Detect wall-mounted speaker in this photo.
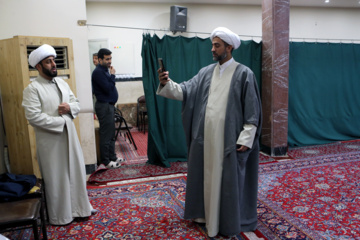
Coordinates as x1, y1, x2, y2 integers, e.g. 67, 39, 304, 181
170, 5, 187, 34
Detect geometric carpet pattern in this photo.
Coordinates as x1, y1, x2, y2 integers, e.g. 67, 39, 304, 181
288, 139, 360, 159
116, 130, 148, 165
3, 148, 359, 239
3, 176, 208, 239
84, 176, 209, 239
91, 132, 360, 186
88, 130, 188, 184
259, 139, 360, 163
2, 176, 264, 240
257, 151, 360, 239
55, 176, 209, 239
87, 161, 188, 184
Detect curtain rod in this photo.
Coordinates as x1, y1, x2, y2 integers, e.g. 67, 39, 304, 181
86, 24, 261, 38
87, 24, 360, 43
290, 37, 360, 43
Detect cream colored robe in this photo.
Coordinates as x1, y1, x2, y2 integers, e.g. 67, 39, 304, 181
203, 61, 238, 236
22, 76, 91, 225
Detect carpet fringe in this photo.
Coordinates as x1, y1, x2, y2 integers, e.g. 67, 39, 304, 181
106, 173, 187, 186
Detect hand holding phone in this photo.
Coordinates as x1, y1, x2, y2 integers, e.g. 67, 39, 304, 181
158, 58, 166, 72
158, 58, 169, 86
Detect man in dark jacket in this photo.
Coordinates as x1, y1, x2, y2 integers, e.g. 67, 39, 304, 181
92, 48, 124, 169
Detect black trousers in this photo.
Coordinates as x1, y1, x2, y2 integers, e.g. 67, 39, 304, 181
95, 101, 117, 166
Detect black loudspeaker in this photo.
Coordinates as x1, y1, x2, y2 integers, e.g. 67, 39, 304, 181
170, 5, 187, 33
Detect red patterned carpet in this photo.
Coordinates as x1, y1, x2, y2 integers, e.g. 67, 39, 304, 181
90, 130, 360, 186
2, 176, 207, 239
90, 129, 284, 184
66, 176, 210, 239
259, 139, 360, 163
115, 130, 148, 165
257, 151, 360, 239
86, 132, 360, 238
2, 175, 265, 240
88, 129, 189, 184
288, 139, 360, 159
3, 146, 359, 239
88, 161, 188, 184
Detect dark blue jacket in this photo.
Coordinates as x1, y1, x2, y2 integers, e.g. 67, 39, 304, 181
0, 173, 37, 201
92, 64, 118, 104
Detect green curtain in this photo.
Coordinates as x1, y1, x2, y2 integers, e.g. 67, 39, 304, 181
141, 34, 262, 167
288, 42, 360, 146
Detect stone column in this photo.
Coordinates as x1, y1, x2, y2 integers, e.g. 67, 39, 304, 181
261, 0, 290, 156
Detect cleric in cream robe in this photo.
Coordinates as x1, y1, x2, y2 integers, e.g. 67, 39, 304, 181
157, 27, 262, 237
22, 44, 94, 225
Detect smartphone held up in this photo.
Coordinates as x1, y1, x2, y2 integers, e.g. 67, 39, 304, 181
158, 58, 166, 73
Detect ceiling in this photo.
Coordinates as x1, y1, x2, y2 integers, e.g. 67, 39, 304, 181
86, 0, 360, 8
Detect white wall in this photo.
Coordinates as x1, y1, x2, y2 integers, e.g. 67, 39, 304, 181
0, 0, 97, 173
86, 2, 263, 104
86, 2, 360, 104
290, 7, 360, 42
86, 2, 263, 74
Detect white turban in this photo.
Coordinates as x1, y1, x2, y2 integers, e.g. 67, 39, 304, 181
28, 44, 57, 68
210, 27, 241, 50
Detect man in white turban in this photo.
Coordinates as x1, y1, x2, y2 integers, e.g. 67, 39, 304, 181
22, 44, 96, 225
210, 26, 241, 50
157, 27, 262, 237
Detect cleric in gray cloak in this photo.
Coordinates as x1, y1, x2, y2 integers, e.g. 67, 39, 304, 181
157, 27, 262, 237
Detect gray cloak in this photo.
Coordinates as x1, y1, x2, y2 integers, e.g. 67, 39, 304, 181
181, 63, 262, 236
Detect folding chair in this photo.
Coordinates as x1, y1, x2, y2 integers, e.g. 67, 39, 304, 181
114, 107, 137, 150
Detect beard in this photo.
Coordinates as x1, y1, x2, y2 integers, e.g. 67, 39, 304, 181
42, 66, 58, 78
213, 51, 227, 62
100, 60, 110, 68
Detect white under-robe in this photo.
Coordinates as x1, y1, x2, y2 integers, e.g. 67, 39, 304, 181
203, 61, 238, 236
22, 76, 92, 225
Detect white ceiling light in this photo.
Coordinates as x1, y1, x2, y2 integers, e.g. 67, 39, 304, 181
325, 0, 330, 3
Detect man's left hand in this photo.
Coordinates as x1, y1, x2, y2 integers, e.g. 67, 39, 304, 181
110, 66, 116, 75
58, 103, 70, 115
236, 145, 249, 152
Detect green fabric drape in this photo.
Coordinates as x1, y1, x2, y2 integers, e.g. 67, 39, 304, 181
141, 34, 262, 167
288, 42, 360, 146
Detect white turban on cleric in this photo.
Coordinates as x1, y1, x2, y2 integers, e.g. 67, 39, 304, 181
28, 44, 57, 68
210, 27, 241, 50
